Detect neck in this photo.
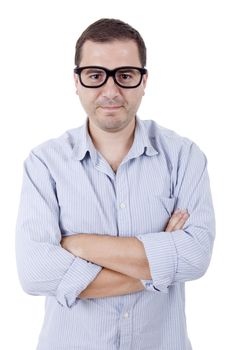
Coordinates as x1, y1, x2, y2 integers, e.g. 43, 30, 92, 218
88, 117, 136, 155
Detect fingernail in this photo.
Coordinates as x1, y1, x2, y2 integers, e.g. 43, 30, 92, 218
174, 208, 181, 214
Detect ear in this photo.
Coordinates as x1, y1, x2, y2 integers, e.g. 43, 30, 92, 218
73, 73, 79, 95
142, 71, 148, 95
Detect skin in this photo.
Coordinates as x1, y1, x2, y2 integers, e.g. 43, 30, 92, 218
62, 210, 189, 299
74, 39, 148, 170
62, 40, 189, 299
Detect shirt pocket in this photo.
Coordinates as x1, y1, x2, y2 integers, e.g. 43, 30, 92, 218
148, 196, 176, 232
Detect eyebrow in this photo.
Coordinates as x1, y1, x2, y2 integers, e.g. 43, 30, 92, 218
84, 68, 105, 72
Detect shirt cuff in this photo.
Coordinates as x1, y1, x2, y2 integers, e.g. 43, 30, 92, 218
56, 256, 102, 308
137, 232, 177, 292
140, 279, 155, 291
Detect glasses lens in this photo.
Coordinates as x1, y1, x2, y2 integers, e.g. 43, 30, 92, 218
80, 68, 106, 87
115, 68, 142, 87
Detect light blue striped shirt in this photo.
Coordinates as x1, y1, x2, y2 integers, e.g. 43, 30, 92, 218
16, 116, 215, 350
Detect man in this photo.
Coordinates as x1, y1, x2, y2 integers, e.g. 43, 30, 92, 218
16, 18, 215, 350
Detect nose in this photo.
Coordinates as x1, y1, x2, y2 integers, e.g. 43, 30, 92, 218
101, 76, 120, 98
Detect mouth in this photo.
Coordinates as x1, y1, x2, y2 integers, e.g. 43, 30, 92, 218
100, 105, 122, 110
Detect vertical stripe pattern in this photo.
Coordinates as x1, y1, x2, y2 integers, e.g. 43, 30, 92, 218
15, 116, 215, 349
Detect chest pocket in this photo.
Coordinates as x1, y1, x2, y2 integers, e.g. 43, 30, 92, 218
148, 196, 176, 232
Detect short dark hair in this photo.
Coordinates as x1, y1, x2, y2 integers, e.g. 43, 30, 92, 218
75, 18, 147, 67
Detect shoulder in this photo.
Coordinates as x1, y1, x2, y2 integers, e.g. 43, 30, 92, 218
142, 118, 205, 160
27, 126, 82, 165
143, 119, 192, 147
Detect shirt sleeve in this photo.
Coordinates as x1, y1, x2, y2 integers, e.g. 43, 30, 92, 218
136, 142, 215, 293
15, 151, 102, 308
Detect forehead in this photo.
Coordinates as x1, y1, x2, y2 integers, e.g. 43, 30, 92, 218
80, 40, 141, 68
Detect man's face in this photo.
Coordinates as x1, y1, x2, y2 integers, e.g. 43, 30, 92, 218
74, 40, 148, 133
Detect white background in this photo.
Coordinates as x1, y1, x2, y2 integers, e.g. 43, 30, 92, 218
0, 0, 232, 349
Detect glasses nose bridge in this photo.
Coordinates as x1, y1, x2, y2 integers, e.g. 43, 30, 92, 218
104, 68, 118, 86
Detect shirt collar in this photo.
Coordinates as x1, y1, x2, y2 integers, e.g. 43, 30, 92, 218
71, 116, 158, 162
128, 116, 158, 159
71, 117, 96, 162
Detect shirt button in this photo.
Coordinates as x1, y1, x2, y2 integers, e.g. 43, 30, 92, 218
123, 312, 129, 319
119, 202, 126, 209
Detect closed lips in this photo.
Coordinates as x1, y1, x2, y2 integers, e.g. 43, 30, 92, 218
101, 105, 122, 108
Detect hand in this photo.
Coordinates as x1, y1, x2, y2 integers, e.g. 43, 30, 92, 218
165, 209, 189, 232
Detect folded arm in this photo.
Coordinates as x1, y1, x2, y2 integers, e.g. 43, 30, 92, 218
15, 151, 102, 308
62, 234, 150, 280
79, 268, 144, 299
136, 143, 215, 292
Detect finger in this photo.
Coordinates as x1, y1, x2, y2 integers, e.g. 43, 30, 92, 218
172, 212, 189, 231
165, 209, 184, 232
165, 210, 189, 232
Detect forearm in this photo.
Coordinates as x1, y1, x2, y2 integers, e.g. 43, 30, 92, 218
79, 267, 145, 299
62, 234, 151, 280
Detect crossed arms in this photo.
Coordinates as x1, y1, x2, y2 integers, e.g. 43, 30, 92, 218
16, 144, 215, 308
61, 209, 189, 299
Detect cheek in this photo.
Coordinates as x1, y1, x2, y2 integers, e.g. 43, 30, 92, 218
126, 90, 144, 108
78, 91, 97, 110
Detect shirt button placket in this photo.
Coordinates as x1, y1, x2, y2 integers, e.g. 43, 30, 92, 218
119, 309, 133, 350
115, 166, 132, 237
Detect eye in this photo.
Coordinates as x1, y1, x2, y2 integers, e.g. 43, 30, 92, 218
83, 69, 105, 80
118, 73, 132, 80
89, 73, 103, 80
82, 69, 105, 82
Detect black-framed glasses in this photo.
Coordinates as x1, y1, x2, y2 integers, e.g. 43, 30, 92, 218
74, 66, 147, 89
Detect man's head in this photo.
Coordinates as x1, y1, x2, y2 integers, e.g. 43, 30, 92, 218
74, 18, 148, 133
75, 18, 147, 68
